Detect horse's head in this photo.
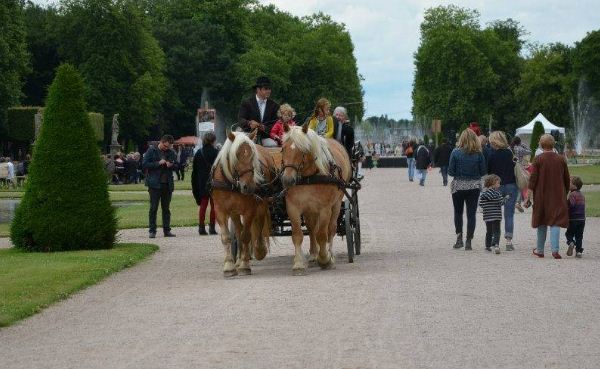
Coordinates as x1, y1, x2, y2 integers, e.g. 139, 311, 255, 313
216, 130, 263, 194
281, 122, 317, 188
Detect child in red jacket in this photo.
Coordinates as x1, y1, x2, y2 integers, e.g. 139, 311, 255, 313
270, 103, 296, 146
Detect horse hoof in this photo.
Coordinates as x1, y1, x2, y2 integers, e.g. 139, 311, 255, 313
292, 268, 306, 276
237, 267, 252, 276
318, 258, 335, 270
224, 269, 238, 278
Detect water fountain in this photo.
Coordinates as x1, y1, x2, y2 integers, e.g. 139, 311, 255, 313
571, 78, 600, 155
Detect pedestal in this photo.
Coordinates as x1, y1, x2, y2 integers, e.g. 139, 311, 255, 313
109, 144, 122, 155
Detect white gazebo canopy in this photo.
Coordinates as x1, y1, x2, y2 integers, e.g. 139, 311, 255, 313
515, 113, 565, 136
515, 113, 565, 148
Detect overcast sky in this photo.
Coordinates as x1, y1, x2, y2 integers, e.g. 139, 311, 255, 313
32, 0, 600, 119
258, 0, 600, 119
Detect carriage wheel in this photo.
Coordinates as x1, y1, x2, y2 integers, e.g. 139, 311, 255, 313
344, 199, 354, 263
352, 192, 361, 255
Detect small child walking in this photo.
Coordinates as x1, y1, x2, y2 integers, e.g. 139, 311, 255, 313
479, 174, 508, 254
566, 176, 586, 258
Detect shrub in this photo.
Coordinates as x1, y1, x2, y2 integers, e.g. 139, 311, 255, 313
530, 121, 545, 153
6, 107, 42, 141
11, 64, 117, 252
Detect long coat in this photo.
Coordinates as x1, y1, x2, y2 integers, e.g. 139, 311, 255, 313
191, 145, 219, 203
528, 151, 570, 228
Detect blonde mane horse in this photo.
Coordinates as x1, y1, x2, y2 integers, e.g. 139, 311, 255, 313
281, 123, 351, 275
211, 131, 274, 277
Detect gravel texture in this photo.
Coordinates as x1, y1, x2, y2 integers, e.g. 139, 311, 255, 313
1, 168, 599, 369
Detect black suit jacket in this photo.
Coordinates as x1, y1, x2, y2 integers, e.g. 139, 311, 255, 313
238, 96, 279, 140
332, 120, 355, 157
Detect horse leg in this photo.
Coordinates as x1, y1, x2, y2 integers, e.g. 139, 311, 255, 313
252, 201, 268, 261
305, 213, 318, 264
288, 205, 306, 275
326, 200, 343, 265
233, 214, 252, 275
217, 211, 236, 277
317, 207, 334, 269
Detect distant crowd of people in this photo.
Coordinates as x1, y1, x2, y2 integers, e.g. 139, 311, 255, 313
0, 155, 30, 188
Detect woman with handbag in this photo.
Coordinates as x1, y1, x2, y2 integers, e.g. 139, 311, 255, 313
487, 131, 519, 251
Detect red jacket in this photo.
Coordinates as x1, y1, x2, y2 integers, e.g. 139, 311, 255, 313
270, 119, 296, 145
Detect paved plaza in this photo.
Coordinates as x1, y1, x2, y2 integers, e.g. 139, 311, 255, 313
1, 168, 599, 369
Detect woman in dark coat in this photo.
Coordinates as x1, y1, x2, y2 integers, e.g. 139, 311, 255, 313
528, 134, 570, 259
192, 133, 219, 235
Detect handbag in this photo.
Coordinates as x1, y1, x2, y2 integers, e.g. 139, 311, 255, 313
513, 156, 529, 190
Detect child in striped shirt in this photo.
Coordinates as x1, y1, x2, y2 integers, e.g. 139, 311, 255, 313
566, 176, 586, 258
480, 174, 509, 254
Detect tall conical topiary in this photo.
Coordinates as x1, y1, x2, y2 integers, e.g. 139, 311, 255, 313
530, 120, 545, 154
11, 64, 117, 251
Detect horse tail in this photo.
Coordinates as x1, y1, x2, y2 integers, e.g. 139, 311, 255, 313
252, 201, 271, 261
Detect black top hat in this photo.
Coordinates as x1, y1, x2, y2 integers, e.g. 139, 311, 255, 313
253, 76, 272, 89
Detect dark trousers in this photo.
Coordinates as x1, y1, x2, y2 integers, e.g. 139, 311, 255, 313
565, 220, 585, 252
149, 184, 173, 233
199, 196, 216, 225
440, 166, 448, 186
452, 189, 480, 239
485, 220, 501, 247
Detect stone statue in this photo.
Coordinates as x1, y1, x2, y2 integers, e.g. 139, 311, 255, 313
111, 114, 120, 144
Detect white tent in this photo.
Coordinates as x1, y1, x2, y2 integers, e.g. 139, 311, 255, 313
515, 113, 565, 147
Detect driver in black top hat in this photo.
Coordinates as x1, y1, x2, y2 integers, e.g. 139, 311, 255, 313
238, 76, 280, 146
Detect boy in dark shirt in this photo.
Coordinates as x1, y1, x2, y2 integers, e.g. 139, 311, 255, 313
566, 176, 586, 258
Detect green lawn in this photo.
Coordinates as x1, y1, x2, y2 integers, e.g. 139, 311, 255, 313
585, 191, 600, 217
117, 194, 200, 229
0, 243, 158, 327
109, 177, 192, 191
568, 165, 600, 185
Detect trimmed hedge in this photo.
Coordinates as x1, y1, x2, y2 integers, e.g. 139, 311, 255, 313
6, 107, 42, 141
6, 107, 104, 142
10, 64, 117, 252
530, 121, 545, 153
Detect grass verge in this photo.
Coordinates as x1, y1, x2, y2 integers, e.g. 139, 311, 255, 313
568, 165, 600, 185
584, 190, 600, 217
0, 243, 158, 327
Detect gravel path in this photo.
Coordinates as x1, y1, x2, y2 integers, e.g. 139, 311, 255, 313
1, 168, 599, 369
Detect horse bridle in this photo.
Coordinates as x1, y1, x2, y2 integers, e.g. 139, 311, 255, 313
281, 150, 317, 182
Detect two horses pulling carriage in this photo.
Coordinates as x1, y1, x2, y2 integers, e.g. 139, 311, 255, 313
210, 122, 362, 277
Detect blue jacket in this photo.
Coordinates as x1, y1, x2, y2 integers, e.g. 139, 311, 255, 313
143, 145, 178, 190
448, 148, 487, 180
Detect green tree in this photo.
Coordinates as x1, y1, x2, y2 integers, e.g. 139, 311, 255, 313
573, 30, 600, 101
0, 0, 30, 134
516, 43, 575, 129
529, 120, 545, 152
11, 64, 116, 251
21, 1, 61, 106
413, 8, 497, 131
58, 0, 166, 146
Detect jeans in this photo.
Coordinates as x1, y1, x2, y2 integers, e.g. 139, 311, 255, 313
440, 166, 448, 186
499, 183, 519, 240
418, 169, 427, 185
536, 225, 561, 253
149, 184, 173, 233
452, 189, 480, 239
565, 220, 585, 253
485, 220, 501, 247
407, 158, 415, 180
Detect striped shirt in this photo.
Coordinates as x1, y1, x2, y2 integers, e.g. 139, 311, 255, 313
568, 190, 586, 220
479, 188, 506, 222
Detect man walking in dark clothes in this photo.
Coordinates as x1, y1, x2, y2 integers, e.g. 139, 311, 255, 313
433, 138, 453, 186
238, 76, 280, 146
143, 135, 178, 238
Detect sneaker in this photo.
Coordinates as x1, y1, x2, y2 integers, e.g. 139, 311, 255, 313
506, 240, 514, 251
149, 232, 156, 239
576, 252, 583, 258
494, 246, 501, 254
566, 242, 574, 256
464, 239, 472, 250
552, 252, 562, 259
485, 246, 492, 252
515, 203, 524, 213
532, 249, 544, 258
164, 231, 176, 237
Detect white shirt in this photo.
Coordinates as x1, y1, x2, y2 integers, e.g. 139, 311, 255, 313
256, 95, 266, 122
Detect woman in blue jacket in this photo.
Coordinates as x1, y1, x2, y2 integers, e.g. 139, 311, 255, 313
448, 129, 487, 250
